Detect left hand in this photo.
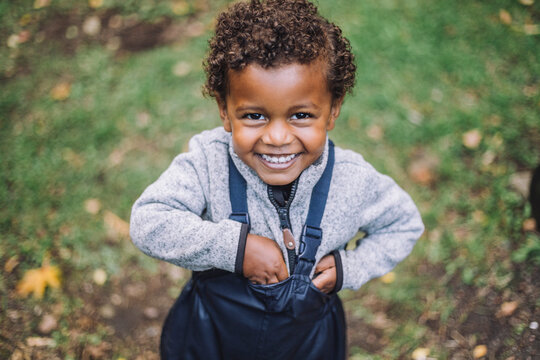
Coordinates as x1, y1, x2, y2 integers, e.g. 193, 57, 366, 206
312, 254, 336, 294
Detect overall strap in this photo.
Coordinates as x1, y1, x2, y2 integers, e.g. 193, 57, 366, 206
227, 141, 335, 274
296, 141, 335, 275
228, 155, 250, 227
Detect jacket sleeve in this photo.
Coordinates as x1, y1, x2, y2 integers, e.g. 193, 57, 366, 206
338, 165, 424, 290
129, 136, 242, 272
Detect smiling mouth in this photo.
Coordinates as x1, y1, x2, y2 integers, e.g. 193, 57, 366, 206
259, 153, 300, 164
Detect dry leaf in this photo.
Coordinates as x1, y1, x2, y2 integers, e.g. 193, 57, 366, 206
16, 264, 61, 299
499, 10, 512, 25
93, 268, 108, 285
473, 344, 487, 358
380, 271, 395, 284
5, 256, 20, 273
366, 124, 384, 140
88, 0, 103, 8
462, 129, 482, 149
82, 16, 101, 36
522, 218, 536, 232
173, 61, 191, 77
38, 314, 58, 334
51, 82, 71, 101
171, 1, 190, 15
408, 154, 439, 186
34, 0, 51, 9
85, 198, 102, 215
411, 347, 430, 359
496, 301, 519, 318
523, 24, 540, 35
519, 0, 534, 6
104, 210, 130, 239
26, 337, 55, 347
7, 34, 20, 48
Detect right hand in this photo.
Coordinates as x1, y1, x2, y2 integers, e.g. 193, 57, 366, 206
243, 234, 288, 285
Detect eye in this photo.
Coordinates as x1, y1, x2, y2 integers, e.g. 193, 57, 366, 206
243, 113, 266, 120
291, 112, 312, 120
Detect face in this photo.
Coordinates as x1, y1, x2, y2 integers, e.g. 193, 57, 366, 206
218, 61, 343, 185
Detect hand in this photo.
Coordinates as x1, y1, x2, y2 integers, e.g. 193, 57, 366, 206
243, 234, 288, 285
312, 254, 336, 294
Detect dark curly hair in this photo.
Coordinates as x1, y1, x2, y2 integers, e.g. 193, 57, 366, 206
203, 0, 356, 102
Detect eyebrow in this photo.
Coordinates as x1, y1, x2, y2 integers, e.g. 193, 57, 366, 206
234, 103, 321, 113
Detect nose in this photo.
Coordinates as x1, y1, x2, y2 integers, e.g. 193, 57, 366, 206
261, 119, 293, 147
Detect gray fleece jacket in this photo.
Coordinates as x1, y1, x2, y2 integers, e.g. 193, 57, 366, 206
130, 127, 424, 290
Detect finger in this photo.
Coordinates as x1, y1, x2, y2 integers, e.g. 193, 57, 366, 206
314, 255, 335, 273
277, 261, 288, 282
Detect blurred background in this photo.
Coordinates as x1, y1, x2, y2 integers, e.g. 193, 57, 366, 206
1, 0, 539, 358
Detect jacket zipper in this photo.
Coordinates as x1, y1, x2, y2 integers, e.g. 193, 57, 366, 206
268, 180, 298, 275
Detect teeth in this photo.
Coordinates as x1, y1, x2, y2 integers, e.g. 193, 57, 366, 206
261, 153, 297, 163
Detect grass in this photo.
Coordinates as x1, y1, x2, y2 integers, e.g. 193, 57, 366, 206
1, 0, 539, 358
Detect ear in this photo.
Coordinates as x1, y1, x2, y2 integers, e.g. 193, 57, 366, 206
327, 97, 344, 131
216, 95, 232, 132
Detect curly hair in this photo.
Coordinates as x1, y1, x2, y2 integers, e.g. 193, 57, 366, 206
203, 0, 356, 101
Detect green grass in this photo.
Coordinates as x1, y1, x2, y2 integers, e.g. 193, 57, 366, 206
1, 0, 539, 358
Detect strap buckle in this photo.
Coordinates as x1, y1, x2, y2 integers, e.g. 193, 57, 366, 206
229, 212, 250, 226
298, 225, 322, 262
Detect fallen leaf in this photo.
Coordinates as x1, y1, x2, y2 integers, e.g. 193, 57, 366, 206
523, 24, 540, 35
33, 0, 51, 9
7, 34, 20, 48
509, 171, 532, 197
104, 210, 130, 239
88, 0, 103, 8
51, 82, 71, 101
473, 344, 487, 358
171, 1, 190, 15
144, 307, 159, 319
5, 256, 20, 273
519, 0, 534, 6
172, 61, 191, 77
523, 218, 536, 232
499, 10, 512, 25
366, 124, 384, 140
411, 347, 430, 359
463, 129, 482, 149
408, 153, 439, 186
380, 271, 395, 284
93, 268, 107, 285
17, 31, 31, 44
16, 264, 61, 299
26, 337, 55, 347
85, 198, 102, 215
82, 16, 101, 36
38, 314, 58, 334
496, 301, 519, 318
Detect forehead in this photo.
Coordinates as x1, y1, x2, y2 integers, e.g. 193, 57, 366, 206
225, 61, 331, 105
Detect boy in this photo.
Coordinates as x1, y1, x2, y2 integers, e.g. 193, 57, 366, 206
130, 0, 424, 358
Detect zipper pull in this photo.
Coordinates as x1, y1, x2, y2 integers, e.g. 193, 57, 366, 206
283, 228, 295, 250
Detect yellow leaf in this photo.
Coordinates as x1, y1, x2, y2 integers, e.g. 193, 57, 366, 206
411, 347, 430, 359
496, 301, 519, 317
50, 82, 71, 101
5, 256, 19, 273
89, 0, 104, 8
473, 344, 487, 358
519, 0, 534, 6
499, 10, 512, 25
34, 0, 51, 9
380, 271, 395, 284
17, 265, 61, 299
171, 1, 190, 16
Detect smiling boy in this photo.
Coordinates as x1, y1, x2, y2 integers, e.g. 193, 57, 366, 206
130, 0, 424, 358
